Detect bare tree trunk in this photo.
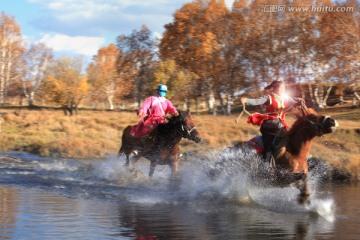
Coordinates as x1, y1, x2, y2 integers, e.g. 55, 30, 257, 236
323, 85, 333, 107
226, 94, 232, 115
354, 92, 360, 106
107, 96, 114, 110
354, 91, 360, 100
314, 84, 322, 108
207, 90, 216, 114
216, 91, 225, 115
0, 37, 8, 105
195, 98, 199, 115
339, 91, 344, 103
308, 83, 315, 107
185, 98, 190, 111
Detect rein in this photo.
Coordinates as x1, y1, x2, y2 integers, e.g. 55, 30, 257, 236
182, 124, 197, 135
179, 116, 197, 136
235, 101, 298, 123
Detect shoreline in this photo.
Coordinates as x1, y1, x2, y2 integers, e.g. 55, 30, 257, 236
0, 108, 359, 182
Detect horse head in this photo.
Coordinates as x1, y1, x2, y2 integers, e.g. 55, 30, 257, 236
297, 108, 339, 137
176, 110, 201, 143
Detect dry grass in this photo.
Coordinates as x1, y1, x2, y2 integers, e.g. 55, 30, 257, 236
0, 107, 359, 180
0, 110, 138, 159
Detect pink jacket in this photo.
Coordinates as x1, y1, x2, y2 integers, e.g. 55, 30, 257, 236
138, 95, 178, 125
130, 96, 177, 138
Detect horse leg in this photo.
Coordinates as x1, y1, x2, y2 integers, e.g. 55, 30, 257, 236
131, 155, 141, 165
124, 155, 130, 166
168, 159, 181, 189
297, 176, 311, 205
117, 149, 130, 167
169, 161, 179, 176
149, 161, 157, 177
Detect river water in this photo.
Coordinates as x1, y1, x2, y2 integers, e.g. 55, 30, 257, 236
0, 151, 358, 240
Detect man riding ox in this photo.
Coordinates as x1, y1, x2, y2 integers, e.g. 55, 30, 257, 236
241, 80, 305, 164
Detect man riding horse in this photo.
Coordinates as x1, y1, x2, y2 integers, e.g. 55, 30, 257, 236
241, 80, 305, 164
121, 84, 201, 177
130, 84, 178, 141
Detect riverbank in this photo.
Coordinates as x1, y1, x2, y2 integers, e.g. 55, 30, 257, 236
0, 107, 359, 181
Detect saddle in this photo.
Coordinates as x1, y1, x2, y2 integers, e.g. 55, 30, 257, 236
131, 128, 158, 153
246, 133, 287, 160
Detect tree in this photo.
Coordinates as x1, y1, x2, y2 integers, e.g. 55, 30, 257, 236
22, 42, 53, 106
160, 0, 229, 114
151, 59, 195, 109
0, 12, 24, 105
43, 57, 88, 115
87, 44, 120, 110
116, 25, 157, 108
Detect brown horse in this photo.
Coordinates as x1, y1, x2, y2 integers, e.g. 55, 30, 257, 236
233, 108, 339, 204
118, 110, 201, 177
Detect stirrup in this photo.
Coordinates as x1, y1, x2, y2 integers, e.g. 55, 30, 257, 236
269, 155, 276, 169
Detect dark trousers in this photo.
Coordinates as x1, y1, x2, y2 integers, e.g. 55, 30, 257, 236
261, 131, 276, 163
260, 127, 286, 163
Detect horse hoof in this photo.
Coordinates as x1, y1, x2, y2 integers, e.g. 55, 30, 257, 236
233, 195, 252, 205
298, 195, 311, 205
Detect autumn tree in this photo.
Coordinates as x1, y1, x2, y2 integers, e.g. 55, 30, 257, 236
161, 1, 229, 113
87, 43, 121, 110
43, 57, 88, 115
116, 25, 157, 108
0, 12, 24, 105
315, 1, 360, 106
151, 59, 195, 109
21, 42, 53, 106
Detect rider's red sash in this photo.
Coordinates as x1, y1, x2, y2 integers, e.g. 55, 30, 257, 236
247, 113, 288, 129
247, 94, 289, 129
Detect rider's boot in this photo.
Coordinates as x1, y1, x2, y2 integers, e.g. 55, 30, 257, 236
263, 151, 272, 163
263, 151, 276, 168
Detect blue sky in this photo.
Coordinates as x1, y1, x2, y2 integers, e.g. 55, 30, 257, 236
1, 0, 235, 58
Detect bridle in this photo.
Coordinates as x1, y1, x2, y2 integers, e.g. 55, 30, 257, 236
178, 115, 197, 138
182, 123, 197, 137
300, 103, 330, 136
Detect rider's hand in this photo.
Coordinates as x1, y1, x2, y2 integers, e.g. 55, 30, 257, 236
173, 111, 179, 116
298, 98, 306, 106
241, 97, 247, 105
137, 110, 144, 118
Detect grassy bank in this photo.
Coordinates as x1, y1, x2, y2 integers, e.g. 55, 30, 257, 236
0, 107, 359, 181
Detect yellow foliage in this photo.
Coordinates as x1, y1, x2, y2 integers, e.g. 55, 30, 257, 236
43, 57, 89, 106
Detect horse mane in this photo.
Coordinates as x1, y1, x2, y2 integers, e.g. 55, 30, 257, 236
287, 108, 318, 137
156, 111, 186, 134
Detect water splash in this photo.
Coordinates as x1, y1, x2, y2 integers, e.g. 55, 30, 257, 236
0, 150, 336, 220
306, 199, 335, 222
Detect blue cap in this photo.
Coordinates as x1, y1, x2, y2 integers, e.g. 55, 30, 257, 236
157, 84, 167, 97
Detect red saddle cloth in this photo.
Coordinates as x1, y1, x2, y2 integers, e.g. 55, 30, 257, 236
246, 135, 264, 154
129, 123, 153, 138
129, 116, 166, 138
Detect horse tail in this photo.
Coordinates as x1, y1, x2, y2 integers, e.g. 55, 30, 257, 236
118, 125, 132, 156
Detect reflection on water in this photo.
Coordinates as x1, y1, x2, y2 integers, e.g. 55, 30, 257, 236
0, 187, 18, 235
0, 152, 358, 239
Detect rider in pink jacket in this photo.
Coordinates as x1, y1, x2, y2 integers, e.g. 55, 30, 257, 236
130, 84, 178, 138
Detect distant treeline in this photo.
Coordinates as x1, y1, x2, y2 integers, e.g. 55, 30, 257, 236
1, 0, 359, 115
